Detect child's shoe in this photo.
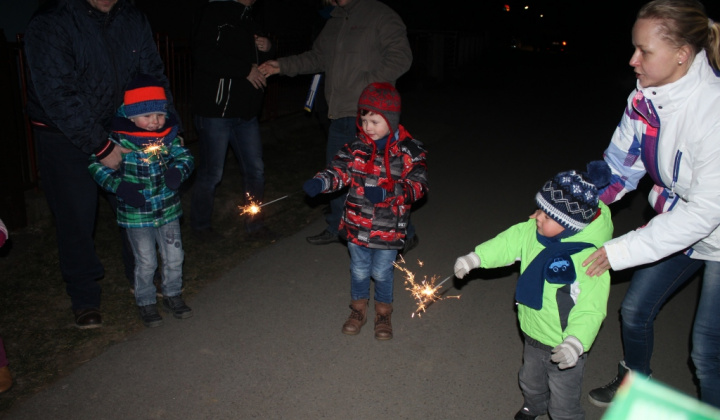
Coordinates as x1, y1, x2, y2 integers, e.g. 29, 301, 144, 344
374, 302, 393, 340
162, 295, 193, 319
138, 304, 163, 328
341, 299, 368, 335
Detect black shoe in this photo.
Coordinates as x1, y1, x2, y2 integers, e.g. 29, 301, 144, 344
306, 229, 340, 245
138, 304, 163, 328
514, 407, 537, 420
73, 308, 102, 329
396, 234, 420, 261
588, 361, 630, 407
162, 295, 193, 319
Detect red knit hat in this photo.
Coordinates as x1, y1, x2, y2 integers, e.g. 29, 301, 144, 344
123, 74, 168, 119
358, 82, 401, 132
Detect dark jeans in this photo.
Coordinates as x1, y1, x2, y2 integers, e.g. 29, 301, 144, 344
621, 252, 720, 407
34, 128, 104, 310
325, 117, 415, 238
191, 115, 265, 233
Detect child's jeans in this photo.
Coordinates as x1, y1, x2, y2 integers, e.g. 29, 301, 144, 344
347, 242, 397, 303
518, 336, 586, 420
126, 220, 184, 307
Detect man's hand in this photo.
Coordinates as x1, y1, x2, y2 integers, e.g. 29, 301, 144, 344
254, 35, 272, 52
247, 64, 267, 90
582, 246, 611, 277
258, 60, 280, 78
99, 145, 131, 170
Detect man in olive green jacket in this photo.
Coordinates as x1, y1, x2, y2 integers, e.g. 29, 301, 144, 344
259, 0, 413, 247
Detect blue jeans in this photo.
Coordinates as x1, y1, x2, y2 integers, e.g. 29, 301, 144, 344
126, 220, 184, 307
34, 128, 104, 310
519, 337, 586, 420
191, 115, 265, 232
347, 243, 397, 303
324, 118, 415, 239
621, 252, 720, 407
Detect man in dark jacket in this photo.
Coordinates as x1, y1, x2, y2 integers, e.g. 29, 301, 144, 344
24, 0, 177, 329
190, 0, 275, 238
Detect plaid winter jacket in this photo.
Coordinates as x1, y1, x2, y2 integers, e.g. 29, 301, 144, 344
88, 125, 194, 228
312, 125, 428, 249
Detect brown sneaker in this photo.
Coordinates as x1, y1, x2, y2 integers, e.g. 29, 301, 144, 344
341, 299, 368, 335
374, 302, 393, 340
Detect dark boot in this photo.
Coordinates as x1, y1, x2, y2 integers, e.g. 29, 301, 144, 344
342, 299, 368, 335
374, 302, 393, 340
588, 361, 630, 407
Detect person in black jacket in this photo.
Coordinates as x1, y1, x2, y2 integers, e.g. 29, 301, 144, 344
190, 0, 275, 239
23, 0, 178, 329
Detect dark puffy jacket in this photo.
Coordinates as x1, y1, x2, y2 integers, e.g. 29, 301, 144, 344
24, 0, 175, 156
191, 0, 274, 119
313, 125, 429, 250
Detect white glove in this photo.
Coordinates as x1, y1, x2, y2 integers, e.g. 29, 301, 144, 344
551, 336, 584, 369
454, 252, 481, 279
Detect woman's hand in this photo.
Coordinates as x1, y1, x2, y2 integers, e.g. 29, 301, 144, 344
583, 246, 612, 277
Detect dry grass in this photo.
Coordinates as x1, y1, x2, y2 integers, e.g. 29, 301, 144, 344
0, 112, 328, 414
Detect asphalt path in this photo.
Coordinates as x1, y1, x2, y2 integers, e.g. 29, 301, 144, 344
2, 50, 703, 419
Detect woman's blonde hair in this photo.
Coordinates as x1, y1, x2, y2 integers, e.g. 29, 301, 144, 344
638, 0, 720, 70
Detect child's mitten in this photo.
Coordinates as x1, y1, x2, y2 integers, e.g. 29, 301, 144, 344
116, 181, 146, 208
303, 178, 323, 197
454, 252, 481, 279
364, 186, 386, 204
164, 167, 182, 191
551, 336, 584, 369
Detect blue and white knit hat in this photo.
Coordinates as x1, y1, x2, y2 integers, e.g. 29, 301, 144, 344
123, 74, 168, 119
535, 160, 611, 232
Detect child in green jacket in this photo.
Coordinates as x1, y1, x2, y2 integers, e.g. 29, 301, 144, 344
88, 74, 194, 328
453, 161, 613, 420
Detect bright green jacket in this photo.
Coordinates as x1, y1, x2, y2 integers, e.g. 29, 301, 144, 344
474, 201, 613, 351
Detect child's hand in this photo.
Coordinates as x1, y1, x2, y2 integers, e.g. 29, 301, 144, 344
116, 181, 146, 208
364, 186, 386, 204
454, 252, 481, 279
164, 167, 182, 191
303, 179, 323, 197
551, 336, 584, 369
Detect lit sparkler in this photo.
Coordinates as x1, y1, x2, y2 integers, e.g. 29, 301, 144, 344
394, 259, 460, 317
238, 190, 303, 216
142, 139, 169, 169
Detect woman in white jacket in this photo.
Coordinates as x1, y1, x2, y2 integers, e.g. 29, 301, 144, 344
582, 0, 720, 409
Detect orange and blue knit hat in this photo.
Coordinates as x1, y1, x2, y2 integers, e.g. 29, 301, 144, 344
123, 74, 168, 119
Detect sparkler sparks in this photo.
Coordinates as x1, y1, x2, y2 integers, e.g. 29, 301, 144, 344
238, 194, 262, 216
142, 139, 169, 169
394, 258, 460, 317
237, 190, 304, 217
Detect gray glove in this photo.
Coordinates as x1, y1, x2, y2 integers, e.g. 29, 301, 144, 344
551, 336, 584, 369
454, 252, 481, 279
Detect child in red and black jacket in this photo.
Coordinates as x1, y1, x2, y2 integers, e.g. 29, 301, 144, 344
303, 82, 429, 340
